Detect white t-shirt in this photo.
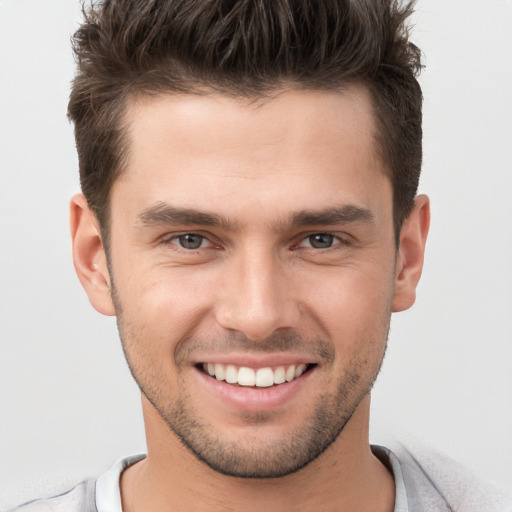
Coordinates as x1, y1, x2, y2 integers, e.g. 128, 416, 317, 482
9, 445, 512, 511
92, 448, 408, 512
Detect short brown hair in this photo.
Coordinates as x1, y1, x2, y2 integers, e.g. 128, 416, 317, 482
68, 0, 423, 242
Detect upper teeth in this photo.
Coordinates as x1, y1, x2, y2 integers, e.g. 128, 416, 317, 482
203, 363, 308, 387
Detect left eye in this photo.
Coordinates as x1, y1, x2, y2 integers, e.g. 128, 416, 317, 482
172, 234, 208, 250
301, 233, 337, 249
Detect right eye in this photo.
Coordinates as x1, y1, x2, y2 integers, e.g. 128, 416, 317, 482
303, 233, 336, 249
164, 233, 212, 250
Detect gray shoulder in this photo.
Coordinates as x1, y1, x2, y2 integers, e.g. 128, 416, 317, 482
394, 442, 512, 512
6, 479, 97, 512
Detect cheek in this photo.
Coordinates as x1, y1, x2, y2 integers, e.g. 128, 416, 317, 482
112, 263, 218, 357
304, 264, 395, 326
303, 266, 394, 370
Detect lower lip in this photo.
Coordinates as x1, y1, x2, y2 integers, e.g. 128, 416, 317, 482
195, 367, 315, 412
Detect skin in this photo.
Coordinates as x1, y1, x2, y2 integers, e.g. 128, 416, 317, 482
71, 86, 429, 512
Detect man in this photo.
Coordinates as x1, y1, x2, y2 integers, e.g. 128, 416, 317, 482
8, 0, 511, 511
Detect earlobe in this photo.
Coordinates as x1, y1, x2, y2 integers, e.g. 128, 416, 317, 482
392, 195, 430, 312
70, 194, 116, 316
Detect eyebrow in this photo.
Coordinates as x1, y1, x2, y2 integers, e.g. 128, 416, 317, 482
136, 202, 374, 230
290, 205, 374, 227
136, 202, 238, 230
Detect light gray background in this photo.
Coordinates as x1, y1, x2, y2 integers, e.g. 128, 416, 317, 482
1, 0, 511, 508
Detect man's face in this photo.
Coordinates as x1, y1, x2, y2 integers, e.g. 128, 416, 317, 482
104, 87, 401, 477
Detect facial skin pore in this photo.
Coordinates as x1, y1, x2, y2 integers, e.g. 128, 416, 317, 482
71, 86, 429, 512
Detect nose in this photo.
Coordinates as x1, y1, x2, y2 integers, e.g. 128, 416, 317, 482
214, 247, 301, 341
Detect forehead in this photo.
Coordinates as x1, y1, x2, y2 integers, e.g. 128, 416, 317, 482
113, 86, 390, 226
123, 86, 379, 164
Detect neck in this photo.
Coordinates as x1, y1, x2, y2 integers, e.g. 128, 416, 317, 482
120, 395, 395, 512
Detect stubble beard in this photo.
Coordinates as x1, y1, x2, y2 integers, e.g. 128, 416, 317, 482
118, 329, 388, 478
110, 278, 389, 479
157, 367, 379, 478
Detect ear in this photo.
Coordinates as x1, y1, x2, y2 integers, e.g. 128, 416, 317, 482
70, 194, 116, 316
392, 195, 430, 312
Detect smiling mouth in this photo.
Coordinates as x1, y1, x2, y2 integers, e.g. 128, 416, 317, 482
198, 363, 315, 388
